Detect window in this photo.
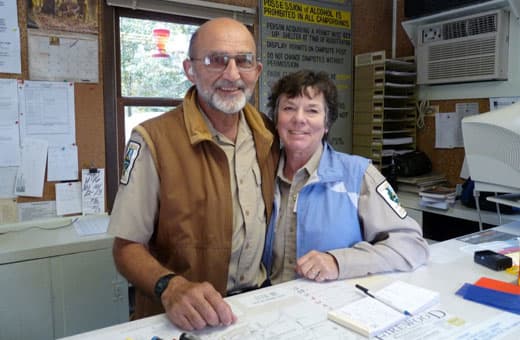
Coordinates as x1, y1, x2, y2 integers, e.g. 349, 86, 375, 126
118, 12, 202, 143
104, 7, 205, 209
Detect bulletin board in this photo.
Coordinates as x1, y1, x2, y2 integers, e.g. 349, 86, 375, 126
0, 1, 105, 215
416, 98, 490, 186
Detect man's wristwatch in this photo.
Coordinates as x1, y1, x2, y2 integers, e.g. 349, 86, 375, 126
154, 273, 176, 300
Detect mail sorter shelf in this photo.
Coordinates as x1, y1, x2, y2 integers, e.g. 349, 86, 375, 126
353, 50, 417, 171
354, 97, 416, 114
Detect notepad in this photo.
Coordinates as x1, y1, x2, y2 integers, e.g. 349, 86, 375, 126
327, 281, 440, 337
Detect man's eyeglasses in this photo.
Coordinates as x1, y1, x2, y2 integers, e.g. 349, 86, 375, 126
189, 53, 258, 72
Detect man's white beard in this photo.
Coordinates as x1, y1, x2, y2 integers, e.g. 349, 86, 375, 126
197, 81, 253, 115
211, 91, 248, 114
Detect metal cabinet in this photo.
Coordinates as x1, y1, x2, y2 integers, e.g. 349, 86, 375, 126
0, 259, 54, 339
51, 248, 128, 338
0, 224, 129, 340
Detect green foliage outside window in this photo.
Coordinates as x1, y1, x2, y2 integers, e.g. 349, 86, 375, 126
120, 17, 198, 99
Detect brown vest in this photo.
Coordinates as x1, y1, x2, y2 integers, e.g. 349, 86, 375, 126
132, 87, 279, 318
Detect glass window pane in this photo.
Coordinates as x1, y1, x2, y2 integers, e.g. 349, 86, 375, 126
125, 106, 174, 143
119, 17, 198, 98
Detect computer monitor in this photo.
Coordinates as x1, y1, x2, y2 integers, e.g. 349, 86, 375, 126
461, 102, 520, 194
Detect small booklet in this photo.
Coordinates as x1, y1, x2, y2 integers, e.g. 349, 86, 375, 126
327, 281, 440, 337
419, 185, 457, 199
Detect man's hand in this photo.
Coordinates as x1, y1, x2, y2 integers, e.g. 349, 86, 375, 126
296, 250, 339, 282
161, 276, 237, 331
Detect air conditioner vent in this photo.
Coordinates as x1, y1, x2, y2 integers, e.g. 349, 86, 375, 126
429, 38, 496, 61
428, 55, 496, 80
416, 9, 509, 84
443, 13, 498, 40
469, 13, 497, 35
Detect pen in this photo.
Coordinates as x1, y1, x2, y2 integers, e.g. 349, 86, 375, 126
355, 284, 412, 316
180, 332, 202, 340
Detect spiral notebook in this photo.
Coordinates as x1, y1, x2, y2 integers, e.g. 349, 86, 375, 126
327, 281, 440, 337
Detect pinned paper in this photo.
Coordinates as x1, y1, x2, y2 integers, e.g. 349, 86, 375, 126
14, 138, 48, 197
81, 168, 105, 215
55, 181, 82, 216
48, 145, 79, 181
0, 199, 18, 224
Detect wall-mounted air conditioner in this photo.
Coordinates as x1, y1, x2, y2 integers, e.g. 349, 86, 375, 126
416, 9, 510, 84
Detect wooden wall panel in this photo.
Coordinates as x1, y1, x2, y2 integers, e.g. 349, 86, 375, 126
352, 0, 413, 58
352, 1, 393, 56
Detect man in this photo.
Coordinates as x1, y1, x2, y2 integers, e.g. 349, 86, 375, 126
108, 17, 279, 331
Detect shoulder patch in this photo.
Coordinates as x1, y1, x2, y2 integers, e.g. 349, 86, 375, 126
376, 180, 407, 219
120, 141, 141, 185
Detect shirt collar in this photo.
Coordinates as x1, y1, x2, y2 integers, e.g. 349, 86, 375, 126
277, 143, 324, 183
198, 104, 246, 146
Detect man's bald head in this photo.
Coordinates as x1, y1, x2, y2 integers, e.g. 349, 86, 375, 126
188, 18, 256, 59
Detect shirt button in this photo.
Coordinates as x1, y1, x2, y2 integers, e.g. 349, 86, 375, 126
245, 210, 250, 216
240, 179, 244, 185
240, 275, 245, 282
289, 259, 294, 265
292, 194, 297, 202
245, 242, 250, 249
289, 227, 294, 233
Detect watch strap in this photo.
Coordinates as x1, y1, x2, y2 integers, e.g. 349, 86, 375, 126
154, 273, 176, 300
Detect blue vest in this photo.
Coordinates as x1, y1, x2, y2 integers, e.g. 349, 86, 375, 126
263, 143, 370, 276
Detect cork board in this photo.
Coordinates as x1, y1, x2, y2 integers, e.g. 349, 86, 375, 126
416, 98, 490, 186
2, 1, 105, 207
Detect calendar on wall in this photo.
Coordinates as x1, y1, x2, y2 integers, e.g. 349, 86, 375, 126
27, 29, 99, 83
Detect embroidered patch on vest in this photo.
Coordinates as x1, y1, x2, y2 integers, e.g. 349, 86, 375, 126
120, 141, 141, 185
376, 180, 407, 219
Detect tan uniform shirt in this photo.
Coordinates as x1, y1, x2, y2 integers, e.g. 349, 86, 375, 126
271, 144, 322, 284
202, 112, 267, 292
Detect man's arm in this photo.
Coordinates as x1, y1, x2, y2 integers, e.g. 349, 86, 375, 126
113, 237, 236, 331
112, 237, 170, 297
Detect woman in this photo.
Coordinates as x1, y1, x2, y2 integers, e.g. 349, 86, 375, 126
262, 70, 429, 284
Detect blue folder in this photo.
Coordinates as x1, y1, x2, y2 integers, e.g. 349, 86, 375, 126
456, 283, 520, 315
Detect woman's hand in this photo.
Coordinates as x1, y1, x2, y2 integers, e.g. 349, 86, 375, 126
296, 250, 339, 282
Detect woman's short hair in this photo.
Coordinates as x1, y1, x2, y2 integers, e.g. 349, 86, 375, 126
267, 69, 338, 132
